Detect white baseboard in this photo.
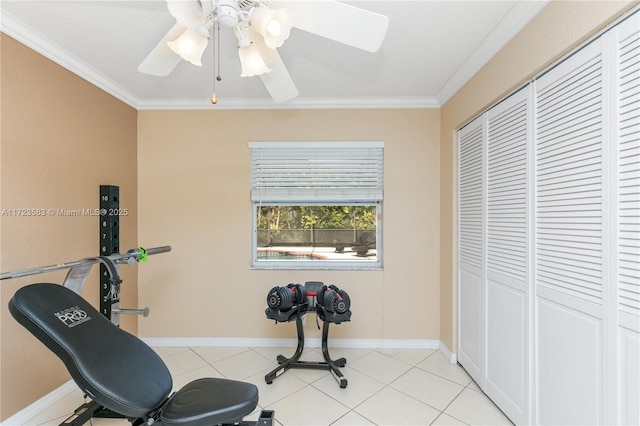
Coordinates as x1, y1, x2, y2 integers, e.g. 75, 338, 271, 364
140, 336, 442, 350
439, 341, 458, 363
1, 380, 76, 426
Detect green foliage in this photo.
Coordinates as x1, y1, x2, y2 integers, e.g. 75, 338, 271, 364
257, 205, 376, 231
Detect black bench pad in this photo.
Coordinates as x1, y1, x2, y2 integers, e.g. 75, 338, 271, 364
161, 378, 258, 425
9, 283, 172, 418
9, 283, 259, 425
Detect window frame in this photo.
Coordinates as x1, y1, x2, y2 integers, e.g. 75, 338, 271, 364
249, 141, 384, 270
251, 202, 383, 270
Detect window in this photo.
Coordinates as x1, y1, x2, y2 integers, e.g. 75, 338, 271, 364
250, 141, 383, 269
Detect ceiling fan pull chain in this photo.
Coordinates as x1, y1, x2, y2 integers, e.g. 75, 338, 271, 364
211, 19, 220, 104
217, 18, 222, 82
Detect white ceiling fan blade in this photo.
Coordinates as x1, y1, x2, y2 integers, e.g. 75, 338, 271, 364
271, 0, 389, 53
138, 23, 185, 76
254, 29, 299, 102
166, 0, 205, 28
259, 60, 299, 103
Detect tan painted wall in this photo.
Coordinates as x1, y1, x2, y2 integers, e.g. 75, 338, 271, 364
439, 0, 638, 352
137, 109, 441, 342
4, 0, 637, 420
0, 35, 138, 420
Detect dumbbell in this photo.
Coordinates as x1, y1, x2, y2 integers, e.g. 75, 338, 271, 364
266, 284, 307, 310
316, 284, 350, 314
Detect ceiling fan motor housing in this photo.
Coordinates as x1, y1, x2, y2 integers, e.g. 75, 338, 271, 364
216, 0, 240, 27
238, 0, 258, 10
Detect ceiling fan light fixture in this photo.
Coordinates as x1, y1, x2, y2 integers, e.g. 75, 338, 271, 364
250, 6, 292, 49
237, 37, 271, 77
167, 28, 208, 66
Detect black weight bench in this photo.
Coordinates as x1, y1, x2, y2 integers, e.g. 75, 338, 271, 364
9, 283, 273, 426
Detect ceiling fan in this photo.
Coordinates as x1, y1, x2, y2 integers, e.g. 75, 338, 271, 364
138, 0, 389, 103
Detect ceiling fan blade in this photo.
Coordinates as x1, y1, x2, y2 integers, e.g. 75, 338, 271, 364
166, 0, 206, 28
259, 60, 299, 103
271, 0, 389, 53
253, 29, 299, 102
138, 23, 185, 76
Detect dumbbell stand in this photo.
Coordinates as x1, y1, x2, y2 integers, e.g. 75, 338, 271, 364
265, 314, 348, 388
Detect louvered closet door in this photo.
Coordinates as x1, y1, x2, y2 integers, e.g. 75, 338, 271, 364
458, 116, 485, 385
485, 87, 529, 425
535, 38, 605, 425
615, 12, 640, 426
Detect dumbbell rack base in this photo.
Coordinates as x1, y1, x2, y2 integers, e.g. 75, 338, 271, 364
265, 312, 348, 388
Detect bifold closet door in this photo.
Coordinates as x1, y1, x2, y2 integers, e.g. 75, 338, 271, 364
457, 10, 640, 425
458, 89, 532, 424
534, 12, 640, 423
534, 36, 605, 425
458, 115, 485, 385
615, 12, 639, 425
485, 88, 530, 425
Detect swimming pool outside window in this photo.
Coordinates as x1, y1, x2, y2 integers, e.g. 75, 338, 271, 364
249, 141, 384, 270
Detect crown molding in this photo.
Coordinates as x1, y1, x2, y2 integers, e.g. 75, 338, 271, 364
435, 0, 550, 105
2, 1, 548, 111
1, 10, 140, 109
1, 8, 437, 111
135, 96, 440, 110
1, 6, 438, 111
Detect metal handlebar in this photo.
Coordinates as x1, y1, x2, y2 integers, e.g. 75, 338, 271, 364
0, 246, 171, 281
112, 307, 150, 317
143, 246, 171, 256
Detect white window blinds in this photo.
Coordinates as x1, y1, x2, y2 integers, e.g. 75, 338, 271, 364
249, 141, 384, 202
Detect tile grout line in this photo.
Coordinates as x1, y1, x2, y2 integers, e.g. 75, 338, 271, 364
28, 347, 504, 426
430, 385, 470, 426
321, 349, 447, 425
387, 366, 462, 418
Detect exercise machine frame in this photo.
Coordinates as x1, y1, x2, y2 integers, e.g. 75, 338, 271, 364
1, 246, 172, 425
3, 185, 274, 425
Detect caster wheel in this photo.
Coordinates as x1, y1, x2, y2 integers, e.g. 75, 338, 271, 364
340, 379, 348, 388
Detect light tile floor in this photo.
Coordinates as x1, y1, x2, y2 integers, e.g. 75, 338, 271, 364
25, 347, 513, 426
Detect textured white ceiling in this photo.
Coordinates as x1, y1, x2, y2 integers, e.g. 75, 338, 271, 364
0, 1, 548, 109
